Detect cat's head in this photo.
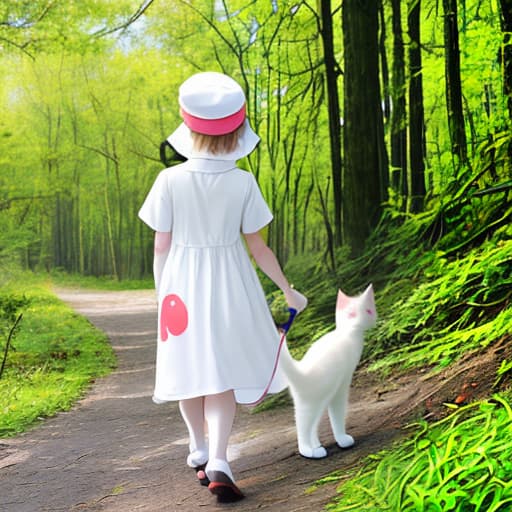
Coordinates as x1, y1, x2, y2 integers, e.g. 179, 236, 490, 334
335, 284, 377, 330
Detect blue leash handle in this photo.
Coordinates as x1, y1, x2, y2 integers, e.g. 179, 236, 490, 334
277, 307, 297, 334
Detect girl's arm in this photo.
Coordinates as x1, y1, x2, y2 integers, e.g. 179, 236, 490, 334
154, 231, 172, 294
244, 231, 307, 312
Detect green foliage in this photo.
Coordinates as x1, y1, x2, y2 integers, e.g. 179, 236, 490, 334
370, 239, 512, 371
495, 359, 512, 388
326, 395, 512, 511
0, 281, 116, 436
0, 0, 139, 56
1, 0, 510, 282
0, 293, 29, 333
0, 0, 337, 278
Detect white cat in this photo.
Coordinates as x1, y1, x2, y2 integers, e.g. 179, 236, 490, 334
279, 284, 377, 459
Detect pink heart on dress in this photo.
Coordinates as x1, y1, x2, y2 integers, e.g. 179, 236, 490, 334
160, 294, 188, 340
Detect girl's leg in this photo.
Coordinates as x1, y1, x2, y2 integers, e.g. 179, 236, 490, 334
204, 390, 236, 463
179, 396, 208, 466
204, 390, 245, 502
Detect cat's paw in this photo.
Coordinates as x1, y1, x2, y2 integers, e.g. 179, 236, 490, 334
336, 434, 355, 449
299, 445, 328, 459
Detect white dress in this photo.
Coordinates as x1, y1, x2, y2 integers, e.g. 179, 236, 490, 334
138, 157, 287, 404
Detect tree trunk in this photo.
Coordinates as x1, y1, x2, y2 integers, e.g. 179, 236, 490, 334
408, 0, 426, 213
319, 0, 343, 247
111, 136, 123, 280
443, 0, 468, 167
379, 2, 391, 123
316, 175, 335, 271
499, 0, 512, 122
390, 0, 408, 204
342, 0, 386, 256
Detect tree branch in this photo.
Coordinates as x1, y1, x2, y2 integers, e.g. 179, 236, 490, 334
127, 148, 161, 163
77, 143, 118, 163
0, 195, 52, 211
92, 0, 156, 38
0, 313, 23, 380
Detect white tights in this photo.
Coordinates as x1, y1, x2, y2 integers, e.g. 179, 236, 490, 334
179, 390, 236, 476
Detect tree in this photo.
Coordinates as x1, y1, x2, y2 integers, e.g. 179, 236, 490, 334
2, 0, 511, 280
0, 1, 56, 56
443, 0, 468, 167
498, 0, 512, 123
318, 0, 343, 247
342, 0, 387, 256
408, 0, 426, 212
390, 0, 408, 204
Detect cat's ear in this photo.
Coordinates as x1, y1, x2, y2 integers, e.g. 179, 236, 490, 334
336, 289, 351, 311
362, 283, 374, 298
362, 284, 375, 305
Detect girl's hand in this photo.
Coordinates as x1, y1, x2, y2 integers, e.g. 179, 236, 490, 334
284, 288, 308, 313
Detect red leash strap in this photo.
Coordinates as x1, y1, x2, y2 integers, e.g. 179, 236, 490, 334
246, 308, 297, 407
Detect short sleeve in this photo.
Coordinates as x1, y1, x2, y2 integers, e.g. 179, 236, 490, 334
242, 174, 273, 234
138, 171, 172, 232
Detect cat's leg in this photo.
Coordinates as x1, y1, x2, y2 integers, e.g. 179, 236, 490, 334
294, 398, 328, 459
327, 380, 355, 449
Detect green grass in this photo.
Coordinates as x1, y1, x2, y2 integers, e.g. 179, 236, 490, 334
325, 394, 512, 511
50, 270, 153, 290
0, 280, 116, 437
367, 238, 512, 373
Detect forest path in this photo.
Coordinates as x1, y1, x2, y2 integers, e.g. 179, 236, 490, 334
0, 288, 430, 512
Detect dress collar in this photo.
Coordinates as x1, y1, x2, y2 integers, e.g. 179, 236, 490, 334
183, 158, 237, 173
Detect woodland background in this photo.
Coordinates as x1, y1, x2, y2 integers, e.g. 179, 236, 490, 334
1, 1, 512, 510
1, 0, 510, 279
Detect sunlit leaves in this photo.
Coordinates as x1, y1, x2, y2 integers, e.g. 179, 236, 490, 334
328, 396, 512, 511
0, 0, 138, 56
369, 238, 512, 371
0, 0, 510, 278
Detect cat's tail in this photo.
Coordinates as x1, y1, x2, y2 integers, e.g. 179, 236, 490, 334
278, 336, 302, 387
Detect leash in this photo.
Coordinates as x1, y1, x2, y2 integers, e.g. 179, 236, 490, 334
247, 307, 297, 407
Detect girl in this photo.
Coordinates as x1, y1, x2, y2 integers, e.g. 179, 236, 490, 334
138, 72, 307, 503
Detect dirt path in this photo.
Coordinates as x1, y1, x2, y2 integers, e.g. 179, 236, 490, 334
0, 289, 433, 512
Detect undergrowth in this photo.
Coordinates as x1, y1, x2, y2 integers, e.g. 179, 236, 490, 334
0, 278, 116, 436
369, 237, 512, 372
256, 199, 510, 411
325, 394, 512, 511
279, 165, 511, 375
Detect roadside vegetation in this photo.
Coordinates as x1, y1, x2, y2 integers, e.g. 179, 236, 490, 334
324, 395, 512, 511
0, 276, 116, 437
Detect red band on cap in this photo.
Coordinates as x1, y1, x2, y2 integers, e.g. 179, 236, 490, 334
181, 104, 246, 136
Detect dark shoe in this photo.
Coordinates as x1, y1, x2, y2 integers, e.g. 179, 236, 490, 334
194, 463, 210, 487
207, 470, 245, 503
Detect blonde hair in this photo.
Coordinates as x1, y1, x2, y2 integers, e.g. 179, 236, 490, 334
190, 123, 245, 155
